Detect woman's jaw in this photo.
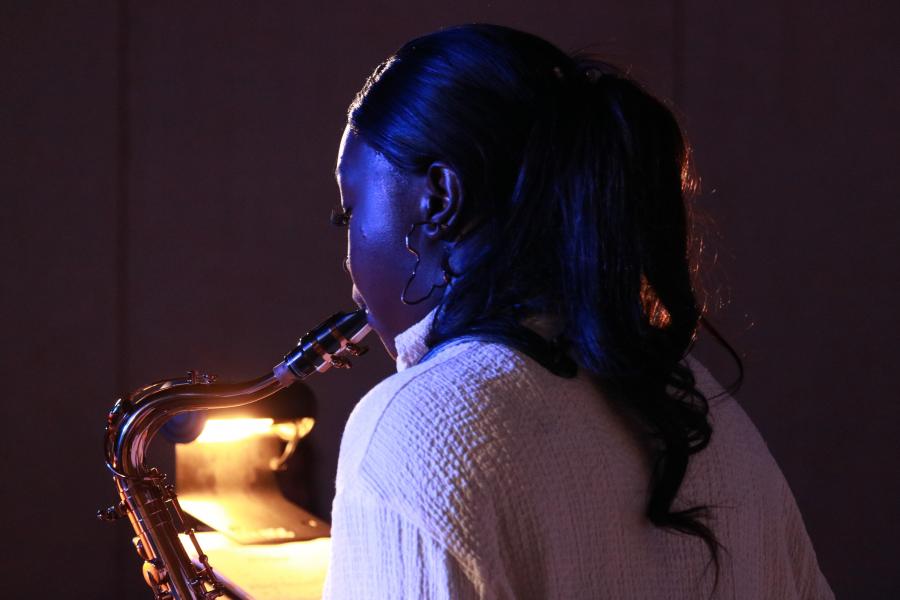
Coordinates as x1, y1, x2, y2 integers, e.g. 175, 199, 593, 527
352, 287, 396, 358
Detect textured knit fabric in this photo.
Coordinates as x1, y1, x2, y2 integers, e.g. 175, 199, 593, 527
322, 307, 834, 599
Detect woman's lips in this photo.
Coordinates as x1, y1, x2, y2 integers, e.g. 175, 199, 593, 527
351, 290, 366, 311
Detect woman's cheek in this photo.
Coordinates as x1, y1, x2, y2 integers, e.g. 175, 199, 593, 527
347, 224, 382, 309
346, 226, 364, 295
348, 220, 409, 335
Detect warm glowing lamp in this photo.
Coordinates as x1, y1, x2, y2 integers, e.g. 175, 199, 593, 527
161, 384, 330, 545
195, 417, 275, 443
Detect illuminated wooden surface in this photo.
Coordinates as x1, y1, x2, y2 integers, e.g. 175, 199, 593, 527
181, 532, 330, 599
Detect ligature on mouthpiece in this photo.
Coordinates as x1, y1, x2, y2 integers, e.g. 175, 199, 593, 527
274, 308, 372, 384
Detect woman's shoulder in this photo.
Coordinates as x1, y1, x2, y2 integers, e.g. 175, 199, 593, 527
682, 356, 834, 597
685, 355, 778, 463
344, 340, 528, 451
681, 355, 794, 510
335, 337, 553, 509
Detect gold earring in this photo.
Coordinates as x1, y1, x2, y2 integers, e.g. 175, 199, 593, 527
400, 222, 453, 305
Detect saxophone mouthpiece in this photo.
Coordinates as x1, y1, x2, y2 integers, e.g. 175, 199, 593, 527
273, 308, 372, 384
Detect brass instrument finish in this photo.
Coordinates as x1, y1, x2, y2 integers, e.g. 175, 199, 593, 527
99, 310, 371, 599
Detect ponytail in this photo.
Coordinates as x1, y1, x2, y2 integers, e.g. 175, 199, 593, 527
510, 57, 726, 584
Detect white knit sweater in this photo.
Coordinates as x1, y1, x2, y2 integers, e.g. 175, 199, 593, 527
322, 308, 833, 599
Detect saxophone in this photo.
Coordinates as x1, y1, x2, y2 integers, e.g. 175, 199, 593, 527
99, 309, 372, 599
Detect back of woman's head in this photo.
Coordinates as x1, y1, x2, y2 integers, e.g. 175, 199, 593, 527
348, 23, 728, 588
349, 23, 696, 376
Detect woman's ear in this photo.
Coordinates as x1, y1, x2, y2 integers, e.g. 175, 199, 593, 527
418, 161, 463, 240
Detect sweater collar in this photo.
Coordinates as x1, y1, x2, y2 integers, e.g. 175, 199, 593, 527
393, 306, 439, 373
392, 306, 566, 373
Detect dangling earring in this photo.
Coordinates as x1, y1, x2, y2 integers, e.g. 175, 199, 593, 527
401, 221, 455, 305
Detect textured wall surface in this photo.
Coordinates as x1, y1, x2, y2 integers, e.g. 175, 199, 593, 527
2, 2, 896, 598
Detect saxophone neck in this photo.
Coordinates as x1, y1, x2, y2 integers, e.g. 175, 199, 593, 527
105, 308, 371, 479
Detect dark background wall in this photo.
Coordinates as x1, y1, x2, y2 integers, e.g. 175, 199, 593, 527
2, 2, 896, 598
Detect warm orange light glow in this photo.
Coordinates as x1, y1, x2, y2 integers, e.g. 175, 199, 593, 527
195, 418, 274, 443
640, 273, 672, 329
179, 532, 331, 599
179, 499, 233, 529
272, 417, 315, 442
